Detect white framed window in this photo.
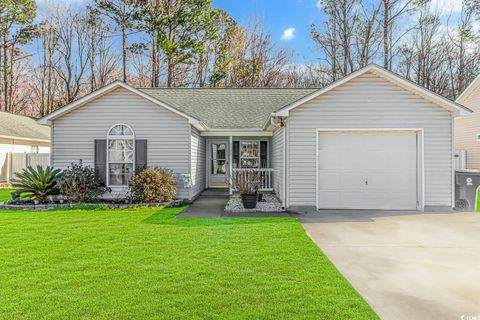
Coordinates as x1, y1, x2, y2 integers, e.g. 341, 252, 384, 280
240, 141, 260, 168
476, 133, 480, 141
107, 124, 135, 187
31, 145, 39, 153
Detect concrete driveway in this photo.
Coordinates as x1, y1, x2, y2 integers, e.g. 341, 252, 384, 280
299, 211, 480, 320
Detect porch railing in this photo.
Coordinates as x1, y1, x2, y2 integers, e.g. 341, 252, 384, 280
232, 168, 274, 191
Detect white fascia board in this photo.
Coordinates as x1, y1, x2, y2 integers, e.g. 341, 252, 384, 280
192, 122, 208, 131
37, 81, 201, 125
273, 64, 472, 117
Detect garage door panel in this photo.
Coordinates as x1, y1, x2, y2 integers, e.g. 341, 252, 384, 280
388, 153, 416, 170
360, 191, 392, 208
341, 171, 368, 190
318, 131, 417, 210
341, 192, 370, 208
318, 152, 341, 169
368, 172, 414, 191
345, 151, 371, 168
365, 151, 390, 170
318, 191, 341, 207
318, 171, 341, 189
319, 170, 368, 191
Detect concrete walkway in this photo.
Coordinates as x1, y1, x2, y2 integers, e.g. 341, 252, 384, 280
300, 210, 480, 320
177, 193, 228, 218
178, 189, 291, 218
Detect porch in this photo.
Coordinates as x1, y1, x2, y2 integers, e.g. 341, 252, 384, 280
205, 136, 276, 193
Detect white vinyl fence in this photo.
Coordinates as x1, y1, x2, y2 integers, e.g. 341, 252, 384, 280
1, 152, 50, 183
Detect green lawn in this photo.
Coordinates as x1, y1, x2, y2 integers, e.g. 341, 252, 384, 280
0, 188, 14, 202
477, 190, 480, 211
0, 206, 377, 319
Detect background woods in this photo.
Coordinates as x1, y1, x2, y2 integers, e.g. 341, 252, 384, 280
0, 0, 479, 117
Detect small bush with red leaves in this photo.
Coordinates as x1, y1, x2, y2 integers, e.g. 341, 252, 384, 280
130, 167, 176, 203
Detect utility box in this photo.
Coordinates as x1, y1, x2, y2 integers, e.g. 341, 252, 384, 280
455, 170, 480, 211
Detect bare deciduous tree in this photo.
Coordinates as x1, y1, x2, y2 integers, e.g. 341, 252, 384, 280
54, 11, 90, 104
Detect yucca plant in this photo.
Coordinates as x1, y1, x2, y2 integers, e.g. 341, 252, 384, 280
11, 166, 63, 203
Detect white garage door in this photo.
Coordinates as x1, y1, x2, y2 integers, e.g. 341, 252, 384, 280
317, 131, 417, 210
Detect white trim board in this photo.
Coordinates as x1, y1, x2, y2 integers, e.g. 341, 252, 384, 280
0, 135, 50, 143
37, 81, 201, 126
315, 128, 425, 211
274, 64, 472, 117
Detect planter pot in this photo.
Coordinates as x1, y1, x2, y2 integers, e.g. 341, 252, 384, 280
241, 193, 258, 209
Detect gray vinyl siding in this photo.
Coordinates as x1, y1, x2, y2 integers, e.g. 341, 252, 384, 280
190, 126, 206, 199
455, 84, 480, 169
271, 127, 284, 202
52, 87, 191, 199
287, 72, 453, 208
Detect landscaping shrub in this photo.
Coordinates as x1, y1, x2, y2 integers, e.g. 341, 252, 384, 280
11, 166, 63, 203
130, 167, 176, 203
60, 160, 108, 203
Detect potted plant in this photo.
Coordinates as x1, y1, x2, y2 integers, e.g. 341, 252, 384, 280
236, 169, 261, 209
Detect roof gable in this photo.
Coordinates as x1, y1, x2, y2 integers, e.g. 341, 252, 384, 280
37, 81, 201, 126
274, 64, 472, 116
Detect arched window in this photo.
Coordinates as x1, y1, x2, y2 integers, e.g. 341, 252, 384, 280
107, 124, 135, 187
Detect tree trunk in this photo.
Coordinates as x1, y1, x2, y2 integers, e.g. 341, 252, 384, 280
3, 31, 9, 111
151, 31, 157, 87
90, 28, 96, 92
167, 25, 175, 87
383, 0, 390, 69
122, 21, 127, 82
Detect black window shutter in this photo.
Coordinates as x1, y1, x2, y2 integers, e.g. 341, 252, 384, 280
135, 140, 148, 172
233, 141, 240, 168
260, 141, 268, 168
94, 139, 107, 185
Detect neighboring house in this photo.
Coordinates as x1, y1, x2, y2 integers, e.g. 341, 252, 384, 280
0, 111, 51, 182
455, 74, 480, 169
38, 64, 471, 211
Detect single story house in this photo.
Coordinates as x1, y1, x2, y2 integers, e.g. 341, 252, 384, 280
0, 111, 51, 182
38, 64, 471, 211
454, 74, 480, 169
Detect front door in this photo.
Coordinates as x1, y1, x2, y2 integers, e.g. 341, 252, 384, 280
208, 140, 229, 188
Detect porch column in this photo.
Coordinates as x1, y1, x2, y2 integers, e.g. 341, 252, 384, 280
229, 136, 233, 195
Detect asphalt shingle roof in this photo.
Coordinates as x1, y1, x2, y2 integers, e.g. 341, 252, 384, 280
139, 88, 318, 129
0, 111, 50, 141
